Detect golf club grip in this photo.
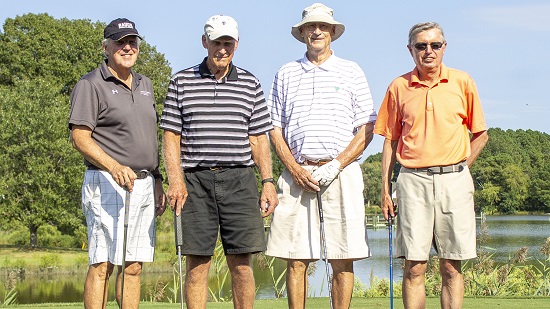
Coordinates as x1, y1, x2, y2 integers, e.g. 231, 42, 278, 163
316, 191, 324, 222
174, 212, 184, 247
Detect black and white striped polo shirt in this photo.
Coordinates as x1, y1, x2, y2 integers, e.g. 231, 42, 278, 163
160, 58, 273, 169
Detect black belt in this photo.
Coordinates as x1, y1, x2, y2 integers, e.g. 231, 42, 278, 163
87, 166, 150, 179
184, 165, 248, 173
404, 161, 467, 174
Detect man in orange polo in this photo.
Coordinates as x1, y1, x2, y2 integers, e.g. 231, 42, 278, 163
374, 22, 488, 308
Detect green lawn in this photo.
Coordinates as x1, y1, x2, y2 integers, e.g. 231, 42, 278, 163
8, 297, 547, 309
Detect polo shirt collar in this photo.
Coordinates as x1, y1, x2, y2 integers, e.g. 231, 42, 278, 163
300, 51, 338, 72
198, 57, 238, 81
99, 59, 141, 87
410, 63, 449, 86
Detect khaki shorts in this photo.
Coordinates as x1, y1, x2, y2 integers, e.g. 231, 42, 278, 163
395, 165, 476, 261
82, 170, 156, 265
266, 162, 371, 260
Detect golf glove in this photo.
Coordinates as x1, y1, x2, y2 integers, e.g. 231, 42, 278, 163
312, 159, 342, 187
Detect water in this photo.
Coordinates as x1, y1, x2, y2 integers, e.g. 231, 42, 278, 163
4, 215, 549, 303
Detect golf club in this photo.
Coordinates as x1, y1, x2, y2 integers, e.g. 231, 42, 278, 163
174, 211, 185, 309
316, 190, 333, 309
388, 215, 394, 309
120, 189, 130, 309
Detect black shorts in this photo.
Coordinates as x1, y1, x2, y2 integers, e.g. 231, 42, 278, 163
179, 166, 266, 256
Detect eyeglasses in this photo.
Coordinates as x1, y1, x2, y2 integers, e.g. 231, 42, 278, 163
413, 42, 445, 51
303, 23, 331, 32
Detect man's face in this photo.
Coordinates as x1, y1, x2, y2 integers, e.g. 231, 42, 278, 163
300, 22, 334, 53
408, 28, 446, 73
104, 36, 139, 71
202, 36, 238, 71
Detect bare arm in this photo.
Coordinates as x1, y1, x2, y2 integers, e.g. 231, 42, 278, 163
335, 123, 374, 168
71, 125, 137, 191
381, 138, 398, 220
467, 130, 489, 167
163, 130, 187, 216
249, 133, 278, 217
269, 127, 319, 192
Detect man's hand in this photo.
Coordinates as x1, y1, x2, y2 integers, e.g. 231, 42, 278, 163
381, 193, 396, 221
311, 159, 342, 187
109, 164, 137, 191
260, 182, 278, 218
289, 165, 320, 192
167, 180, 188, 216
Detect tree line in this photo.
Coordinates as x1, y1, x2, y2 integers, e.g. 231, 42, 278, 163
0, 14, 548, 248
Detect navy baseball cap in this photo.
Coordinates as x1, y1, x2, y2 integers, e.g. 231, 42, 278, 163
104, 18, 143, 41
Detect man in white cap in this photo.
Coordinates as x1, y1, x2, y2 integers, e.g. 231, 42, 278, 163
266, 3, 377, 308
161, 15, 278, 309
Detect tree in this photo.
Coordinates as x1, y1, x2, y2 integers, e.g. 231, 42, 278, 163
0, 14, 172, 247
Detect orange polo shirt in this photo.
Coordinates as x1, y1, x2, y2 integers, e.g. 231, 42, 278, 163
374, 64, 487, 168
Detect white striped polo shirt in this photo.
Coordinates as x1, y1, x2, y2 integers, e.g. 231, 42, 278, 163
160, 58, 273, 168
268, 53, 377, 162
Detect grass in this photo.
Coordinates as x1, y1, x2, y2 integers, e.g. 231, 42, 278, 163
4, 297, 547, 308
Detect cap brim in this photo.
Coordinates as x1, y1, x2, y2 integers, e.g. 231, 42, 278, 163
291, 16, 345, 43
111, 32, 143, 41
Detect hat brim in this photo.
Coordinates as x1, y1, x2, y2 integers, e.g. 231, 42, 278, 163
110, 32, 143, 41
291, 16, 345, 43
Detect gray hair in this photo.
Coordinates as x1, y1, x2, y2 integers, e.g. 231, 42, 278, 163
101, 37, 141, 58
408, 22, 445, 45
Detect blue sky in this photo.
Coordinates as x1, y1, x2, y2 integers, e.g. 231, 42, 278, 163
2, 0, 549, 157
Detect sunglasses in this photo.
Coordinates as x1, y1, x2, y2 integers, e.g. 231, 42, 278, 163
413, 42, 445, 51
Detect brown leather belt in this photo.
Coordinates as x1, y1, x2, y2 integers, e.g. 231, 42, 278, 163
302, 159, 331, 166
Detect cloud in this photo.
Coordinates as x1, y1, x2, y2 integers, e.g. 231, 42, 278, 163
475, 3, 550, 32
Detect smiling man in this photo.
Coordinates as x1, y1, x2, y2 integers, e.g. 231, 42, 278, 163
160, 15, 277, 309
265, 3, 377, 308
69, 18, 166, 309
375, 22, 488, 309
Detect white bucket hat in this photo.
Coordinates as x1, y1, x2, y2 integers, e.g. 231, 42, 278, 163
291, 3, 345, 43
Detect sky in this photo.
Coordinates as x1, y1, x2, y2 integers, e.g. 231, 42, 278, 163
2, 0, 549, 157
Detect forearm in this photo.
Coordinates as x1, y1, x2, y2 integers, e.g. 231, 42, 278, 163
381, 138, 398, 196
163, 130, 184, 185
269, 127, 300, 172
249, 133, 273, 180
467, 130, 489, 167
71, 126, 120, 172
335, 123, 374, 168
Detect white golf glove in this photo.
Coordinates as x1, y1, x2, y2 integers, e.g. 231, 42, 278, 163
312, 159, 342, 187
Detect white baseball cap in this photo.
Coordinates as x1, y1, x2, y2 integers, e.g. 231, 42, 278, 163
204, 15, 239, 41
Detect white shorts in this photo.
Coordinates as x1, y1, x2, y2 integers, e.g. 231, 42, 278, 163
82, 170, 156, 265
266, 162, 371, 260
396, 165, 477, 261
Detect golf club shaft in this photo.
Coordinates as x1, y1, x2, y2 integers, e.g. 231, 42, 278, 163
120, 190, 130, 309
316, 191, 333, 309
389, 216, 394, 309
174, 212, 185, 309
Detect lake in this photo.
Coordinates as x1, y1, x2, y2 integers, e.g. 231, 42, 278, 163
4, 215, 549, 303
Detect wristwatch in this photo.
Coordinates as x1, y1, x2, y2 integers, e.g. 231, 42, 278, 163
261, 178, 275, 185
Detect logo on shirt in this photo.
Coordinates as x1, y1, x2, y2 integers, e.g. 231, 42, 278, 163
140, 91, 151, 96
112, 89, 118, 94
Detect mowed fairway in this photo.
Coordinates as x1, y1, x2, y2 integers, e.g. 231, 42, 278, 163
13, 297, 546, 308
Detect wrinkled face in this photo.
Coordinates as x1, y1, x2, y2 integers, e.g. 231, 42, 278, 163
103, 36, 139, 72
300, 22, 334, 53
408, 28, 446, 73
202, 35, 238, 71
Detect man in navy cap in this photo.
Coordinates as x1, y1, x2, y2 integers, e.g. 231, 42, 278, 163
69, 18, 165, 308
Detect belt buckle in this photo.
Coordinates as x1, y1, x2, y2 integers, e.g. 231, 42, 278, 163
209, 166, 223, 171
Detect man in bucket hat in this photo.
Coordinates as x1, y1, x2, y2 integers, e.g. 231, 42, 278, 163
161, 14, 277, 309
69, 18, 166, 308
266, 3, 377, 308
